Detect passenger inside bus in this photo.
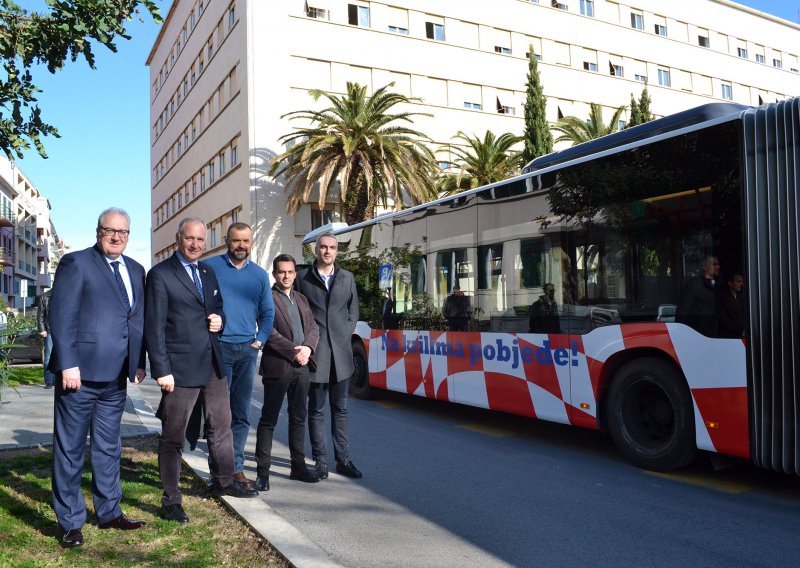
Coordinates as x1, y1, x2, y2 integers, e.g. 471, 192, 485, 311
529, 283, 560, 333
717, 273, 746, 338
676, 255, 722, 337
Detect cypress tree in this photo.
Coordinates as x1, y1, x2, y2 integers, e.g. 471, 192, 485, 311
521, 46, 553, 168
628, 86, 653, 128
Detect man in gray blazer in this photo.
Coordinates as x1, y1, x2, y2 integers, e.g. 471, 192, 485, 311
296, 232, 362, 479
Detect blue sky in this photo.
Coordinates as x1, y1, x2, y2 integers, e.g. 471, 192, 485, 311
11, 0, 800, 269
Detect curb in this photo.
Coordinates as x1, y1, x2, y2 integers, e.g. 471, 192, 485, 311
128, 391, 344, 568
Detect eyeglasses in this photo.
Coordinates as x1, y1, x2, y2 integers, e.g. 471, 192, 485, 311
99, 227, 130, 238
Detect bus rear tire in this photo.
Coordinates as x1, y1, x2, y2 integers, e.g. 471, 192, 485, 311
606, 358, 696, 471
350, 339, 372, 399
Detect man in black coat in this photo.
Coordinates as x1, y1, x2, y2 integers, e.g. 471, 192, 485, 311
254, 254, 320, 491
677, 255, 721, 337
718, 273, 746, 338
145, 217, 257, 524
296, 232, 362, 480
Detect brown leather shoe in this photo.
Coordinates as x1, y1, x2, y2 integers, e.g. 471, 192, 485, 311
232, 472, 255, 489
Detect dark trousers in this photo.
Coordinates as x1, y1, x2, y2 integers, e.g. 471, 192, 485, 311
255, 368, 311, 476
308, 368, 351, 464
52, 377, 126, 530
158, 374, 234, 506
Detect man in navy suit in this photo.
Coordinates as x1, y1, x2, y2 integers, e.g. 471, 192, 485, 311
49, 207, 147, 548
145, 217, 258, 525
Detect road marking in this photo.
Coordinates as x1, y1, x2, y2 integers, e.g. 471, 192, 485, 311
645, 471, 753, 494
457, 423, 516, 438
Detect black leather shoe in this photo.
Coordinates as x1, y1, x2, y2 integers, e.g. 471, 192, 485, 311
221, 479, 259, 498
336, 460, 363, 478
290, 465, 320, 483
255, 475, 270, 492
98, 514, 146, 530
161, 504, 190, 524
314, 460, 329, 480
61, 528, 83, 548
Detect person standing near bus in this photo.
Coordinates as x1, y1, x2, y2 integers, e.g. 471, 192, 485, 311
254, 254, 320, 491
676, 255, 721, 337
296, 232, 363, 480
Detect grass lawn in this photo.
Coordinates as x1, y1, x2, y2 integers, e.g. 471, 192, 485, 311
6, 366, 46, 387
0, 436, 289, 567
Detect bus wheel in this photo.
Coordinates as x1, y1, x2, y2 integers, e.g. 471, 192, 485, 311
350, 339, 372, 399
606, 358, 696, 471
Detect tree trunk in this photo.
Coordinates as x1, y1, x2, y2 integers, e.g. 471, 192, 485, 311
343, 172, 370, 225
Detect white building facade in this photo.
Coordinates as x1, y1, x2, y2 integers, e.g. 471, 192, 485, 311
148, 0, 800, 266
0, 158, 64, 310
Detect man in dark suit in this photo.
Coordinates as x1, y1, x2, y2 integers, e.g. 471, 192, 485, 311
145, 217, 257, 525
254, 254, 320, 491
49, 207, 146, 548
296, 232, 363, 480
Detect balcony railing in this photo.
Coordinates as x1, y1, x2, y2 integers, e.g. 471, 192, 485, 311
0, 247, 13, 266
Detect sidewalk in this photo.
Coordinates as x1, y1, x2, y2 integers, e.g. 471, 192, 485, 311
0, 379, 343, 568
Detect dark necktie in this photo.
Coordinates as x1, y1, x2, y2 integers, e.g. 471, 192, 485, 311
189, 263, 205, 302
110, 261, 131, 310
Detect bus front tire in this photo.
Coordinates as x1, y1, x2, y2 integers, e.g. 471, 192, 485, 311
349, 339, 372, 399
606, 357, 696, 471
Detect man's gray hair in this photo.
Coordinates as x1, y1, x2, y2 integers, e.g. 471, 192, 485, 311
97, 207, 130, 229
315, 231, 337, 248
177, 216, 206, 236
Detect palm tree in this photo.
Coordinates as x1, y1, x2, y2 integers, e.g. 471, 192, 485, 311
269, 82, 439, 225
437, 130, 521, 195
552, 103, 626, 146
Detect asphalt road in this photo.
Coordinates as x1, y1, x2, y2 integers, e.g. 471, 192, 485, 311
246, 382, 800, 568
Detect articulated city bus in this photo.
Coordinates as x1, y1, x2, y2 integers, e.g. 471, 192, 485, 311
303, 97, 800, 474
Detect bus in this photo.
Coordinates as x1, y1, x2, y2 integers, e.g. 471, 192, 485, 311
302, 97, 800, 474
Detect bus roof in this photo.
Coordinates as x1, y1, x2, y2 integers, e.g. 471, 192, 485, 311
522, 102, 749, 173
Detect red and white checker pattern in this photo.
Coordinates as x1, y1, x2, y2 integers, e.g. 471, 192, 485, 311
358, 323, 749, 458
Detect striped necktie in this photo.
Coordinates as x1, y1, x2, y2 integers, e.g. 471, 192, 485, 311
110, 261, 131, 310
189, 263, 205, 302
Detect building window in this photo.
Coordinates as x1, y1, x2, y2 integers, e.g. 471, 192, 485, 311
231, 209, 238, 223
610, 63, 624, 77
199, 53, 204, 73
311, 206, 338, 230
200, 171, 206, 191
721, 83, 732, 100
756, 54, 765, 64
209, 160, 216, 184
192, 178, 197, 197
464, 101, 482, 110
552, 1, 568, 10
210, 226, 217, 248
737, 47, 748, 59
199, 1, 204, 14
219, 150, 226, 176
207, 38, 214, 59
657, 68, 671, 87
773, 58, 783, 68
497, 99, 515, 115
307, 5, 328, 19
231, 141, 238, 165
494, 46, 511, 55
388, 25, 408, 35
190, 9, 196, 29
228, 3, 236, 28
698, 35, 709, 48
630, 12, 643, 30
579, 0, 594, 17
348, 4, 370, 27
654, 24, 666, 36
618, 120, 627, 129
425, 22, 445, 41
